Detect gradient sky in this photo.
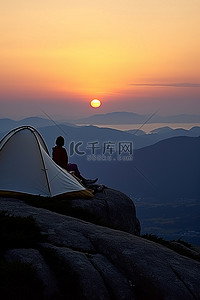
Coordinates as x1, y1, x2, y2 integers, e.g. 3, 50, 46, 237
1, 0, 200, 119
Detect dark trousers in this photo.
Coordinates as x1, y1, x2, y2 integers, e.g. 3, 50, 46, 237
66, 163, 83, 180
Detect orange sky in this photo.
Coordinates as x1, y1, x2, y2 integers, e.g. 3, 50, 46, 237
1, 0, 200, 119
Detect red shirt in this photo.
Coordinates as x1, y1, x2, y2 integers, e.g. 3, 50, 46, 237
52, 146, 68, 169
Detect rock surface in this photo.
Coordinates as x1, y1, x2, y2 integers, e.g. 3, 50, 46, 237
5, 248, 60, 298
71, 188, 140, 235
0, 189, 200, 300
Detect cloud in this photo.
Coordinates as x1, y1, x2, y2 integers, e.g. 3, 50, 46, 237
129, 83, 200, 88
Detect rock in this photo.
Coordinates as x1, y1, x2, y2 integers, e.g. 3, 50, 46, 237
42, 243, 111, 300
170, 241, 200, 261
89, 233, 200, 299
5, 248, 60, 299
0, 194, 200, 300
71, 188, 140, 235
42, 243, 133, 300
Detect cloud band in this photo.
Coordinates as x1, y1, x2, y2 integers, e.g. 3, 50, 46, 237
129, 83, 200, 88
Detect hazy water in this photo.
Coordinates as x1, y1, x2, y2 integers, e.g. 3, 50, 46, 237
79, 123, 200, 133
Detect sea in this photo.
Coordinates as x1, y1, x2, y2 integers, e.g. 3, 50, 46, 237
78, 123, 200, 133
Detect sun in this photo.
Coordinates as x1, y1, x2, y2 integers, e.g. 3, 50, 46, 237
90, 99, 101, 108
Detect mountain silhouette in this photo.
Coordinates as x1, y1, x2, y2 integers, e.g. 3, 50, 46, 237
74, 112, 200, 125
74, 136, 200, 199
1, 118, 200, 151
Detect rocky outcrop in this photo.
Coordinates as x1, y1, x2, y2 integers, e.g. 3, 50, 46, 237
70, 188, 140, 235
1, 190, 200, 300
5, 248, 61, 298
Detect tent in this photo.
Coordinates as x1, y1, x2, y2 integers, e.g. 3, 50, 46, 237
0, 126, 93, 198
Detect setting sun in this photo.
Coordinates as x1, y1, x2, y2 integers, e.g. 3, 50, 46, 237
90, 99, 102, 108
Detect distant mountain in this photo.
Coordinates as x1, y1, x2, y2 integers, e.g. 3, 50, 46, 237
74, 136, 200, 199
125, 129, 146, 135
1, 114, 199, 136
23, 124, 200, 152
0, 117, 75, 134
132, 136, 200, 198
74, 112, 200, 125
150, 126, 174, 134
0, 118, 19, 133
10, 124, 193, 200
190, 126, 200, 135
1, 118, 200, 151
74, 112, 146, 124
148, 126, 200, 140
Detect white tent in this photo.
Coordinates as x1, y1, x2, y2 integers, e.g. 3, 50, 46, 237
0, 126, 92, 198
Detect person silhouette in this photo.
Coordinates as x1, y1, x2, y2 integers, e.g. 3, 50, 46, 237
52, 136, 98, 185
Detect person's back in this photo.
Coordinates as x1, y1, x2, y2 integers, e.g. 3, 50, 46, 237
52, 136, 98, 185
52, 145, 68, 169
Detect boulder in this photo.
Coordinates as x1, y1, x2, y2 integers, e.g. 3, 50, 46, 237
5, 248, 60, 299
71, 188, 140, 235
0, 192, 200, 300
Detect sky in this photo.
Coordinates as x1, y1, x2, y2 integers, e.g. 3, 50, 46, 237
1, 0, 200, 120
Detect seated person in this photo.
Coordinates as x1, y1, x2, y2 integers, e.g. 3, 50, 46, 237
52, 136, 98, 185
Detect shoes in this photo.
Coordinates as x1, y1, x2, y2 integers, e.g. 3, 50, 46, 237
82, 178, 98, 185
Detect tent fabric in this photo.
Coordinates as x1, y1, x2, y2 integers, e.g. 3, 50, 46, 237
0, 126, 92, 198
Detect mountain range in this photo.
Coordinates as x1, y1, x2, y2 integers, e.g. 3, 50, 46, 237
73, 112, 200, 124
1, 118, 199, 198
1, 117, 200, 150
0, 117, 73, 133
74, 135, 200, 199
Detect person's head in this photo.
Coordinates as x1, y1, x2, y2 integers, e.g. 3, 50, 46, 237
56, 136, 65, 147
